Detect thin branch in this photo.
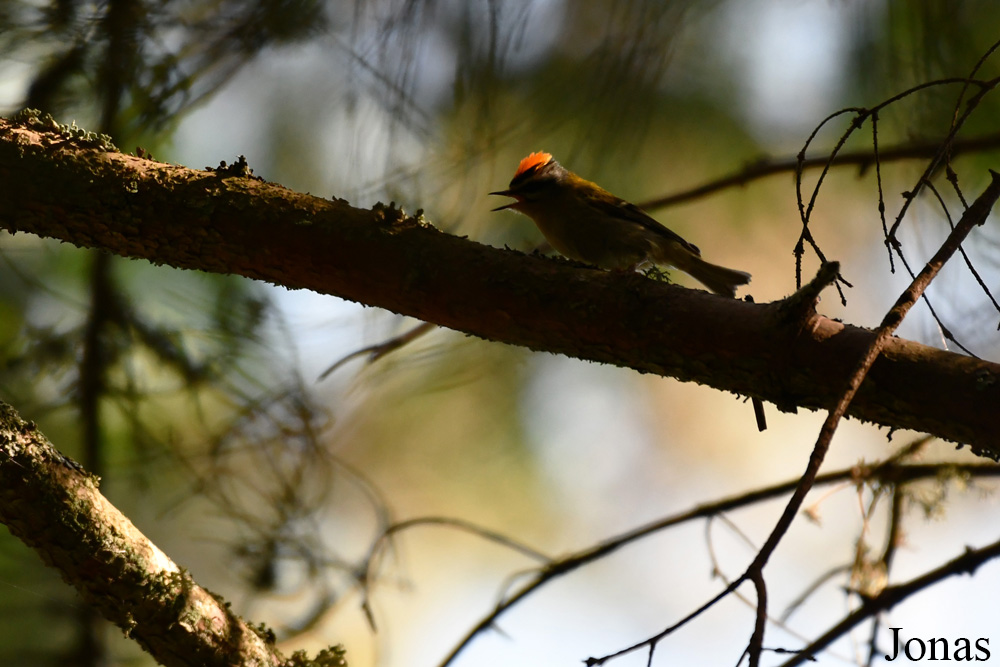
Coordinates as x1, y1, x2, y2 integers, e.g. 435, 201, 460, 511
318, 321, 436, 381
740, 170, 1000, 666
776, 537, 1000, 667
637, 132, 1000, 211
440, 458, 1000, 667
584, 171, 1000, 667
784, 436, 933, 627
885, 77, 1000, 240
781, 565, 851, 623
928, 178, 1000, 323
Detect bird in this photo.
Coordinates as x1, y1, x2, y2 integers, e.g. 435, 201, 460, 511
490, 152, 751, 297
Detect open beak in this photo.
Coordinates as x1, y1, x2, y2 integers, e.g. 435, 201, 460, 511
489, 189, 518, 212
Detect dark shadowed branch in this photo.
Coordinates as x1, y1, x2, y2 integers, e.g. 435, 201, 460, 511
2, 114, 1000, 454
0, 401, 349, 667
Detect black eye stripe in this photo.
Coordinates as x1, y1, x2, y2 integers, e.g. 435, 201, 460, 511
509, 168, 539, 187
510, 170, 558, 191
513, 177, 545, 191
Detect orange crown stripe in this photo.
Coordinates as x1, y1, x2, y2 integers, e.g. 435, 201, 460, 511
513, 151, 553, 178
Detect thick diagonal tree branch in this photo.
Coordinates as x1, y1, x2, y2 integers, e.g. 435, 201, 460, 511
0, 401, 351, 667
2, 115, 999, 455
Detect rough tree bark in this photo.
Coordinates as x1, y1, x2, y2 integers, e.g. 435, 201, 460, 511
1, 113, 999, 455
0, 401, 347, 667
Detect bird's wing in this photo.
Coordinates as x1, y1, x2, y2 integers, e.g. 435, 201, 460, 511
584, 191, 701, 256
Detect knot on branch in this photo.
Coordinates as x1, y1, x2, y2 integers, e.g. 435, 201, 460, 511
778, 261, 841, 325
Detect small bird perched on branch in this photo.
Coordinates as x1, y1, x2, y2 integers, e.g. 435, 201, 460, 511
493, 152, 765, 431
491, 152, 751, 297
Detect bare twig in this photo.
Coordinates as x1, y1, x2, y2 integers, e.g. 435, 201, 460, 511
581, 170, 1000, 667
776, 536, 1000, 667
438, 456, 1000, 667
638, 132, 1000, 211
740, 171, 1000, 665
317, 321, 436, 381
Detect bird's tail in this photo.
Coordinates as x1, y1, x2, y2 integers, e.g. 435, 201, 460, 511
668, 249, 751, 297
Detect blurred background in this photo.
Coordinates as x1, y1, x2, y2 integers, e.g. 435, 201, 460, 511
2, 1, 1000, 666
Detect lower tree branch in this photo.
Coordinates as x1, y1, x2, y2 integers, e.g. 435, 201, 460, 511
2, 114, 999, 454
0, 401, 345, 667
